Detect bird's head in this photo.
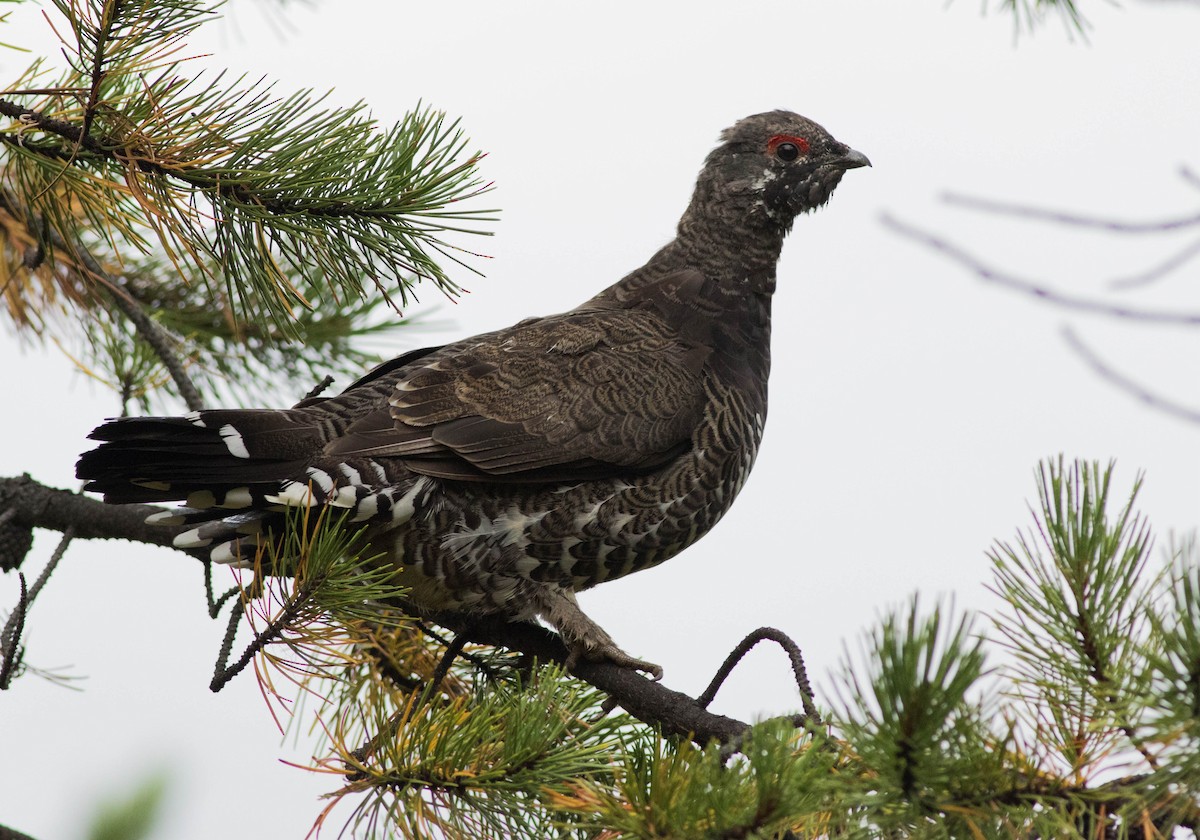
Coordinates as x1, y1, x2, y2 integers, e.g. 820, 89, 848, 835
690, 110, 870, 232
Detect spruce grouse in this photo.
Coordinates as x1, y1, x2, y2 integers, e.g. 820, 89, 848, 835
77, 111, 870, 678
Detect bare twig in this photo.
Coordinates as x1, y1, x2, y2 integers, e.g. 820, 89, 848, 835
2, 527, 75, 687
1181, 165, 1200, 192
429, 629, 471, 695
882, 212, 1200, 325
27, 526, 72, 604
303, 374, 336, 401
0, 573, 28, 689
210, 576, 320, 693
203, 560, 242, 619
697, 627, 821, 725
943, 192, 1200, 233
1108, 235, 1200, 290
414, 619, 500, 678
1063, 326, 1200, 424
210, 596, 247, 692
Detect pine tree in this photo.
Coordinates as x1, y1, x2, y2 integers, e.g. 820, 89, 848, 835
1, 2, 1197, 838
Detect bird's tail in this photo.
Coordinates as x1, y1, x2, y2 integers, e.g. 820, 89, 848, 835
77, 408, 429, 565
76, 409, 329, 564
76, 409, 322, 504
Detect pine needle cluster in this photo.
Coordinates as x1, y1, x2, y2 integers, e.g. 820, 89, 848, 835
0, 0, 494, 410
976, 0, 1093, 37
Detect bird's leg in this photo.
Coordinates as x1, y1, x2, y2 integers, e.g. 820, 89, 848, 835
536, 587, 663, 680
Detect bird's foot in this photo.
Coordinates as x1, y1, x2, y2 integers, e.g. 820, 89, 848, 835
539, 587, 663, 680
564, 640, 663, 681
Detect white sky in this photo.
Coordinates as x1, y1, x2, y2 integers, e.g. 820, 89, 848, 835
2, 2, 1199, 838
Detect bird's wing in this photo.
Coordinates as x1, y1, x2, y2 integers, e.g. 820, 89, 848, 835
325, 274, 713, 483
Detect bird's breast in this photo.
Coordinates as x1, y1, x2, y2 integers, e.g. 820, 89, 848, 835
385, 378, 766, 611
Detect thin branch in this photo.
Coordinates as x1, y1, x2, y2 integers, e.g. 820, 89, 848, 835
210, 577, 316, 692
346, 629, 477, 781
1181, 165, 1200, 192
0, 573, 28, 689
428, 628, 471, 695
436, 613, 752, 745
0, 189, 205, 410
26, 527, 72, 604
1062, 326, 1200, 424
102, 280, 204, 411
414, 618, 500, 678
1108, 235, 1200, 291
0, 474, 176, 548
209, 594, 246, 692
203, 560, 242, 618
78, 0, 116, 142
942, 192, 1200, 233
303, 374, 335, 401
696, 627, 821, 725
882, 212, 1200, 325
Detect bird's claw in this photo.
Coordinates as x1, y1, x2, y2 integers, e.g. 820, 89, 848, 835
564, 641, 663, 681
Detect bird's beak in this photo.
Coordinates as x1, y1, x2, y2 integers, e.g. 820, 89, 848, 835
836, 148, 872, 169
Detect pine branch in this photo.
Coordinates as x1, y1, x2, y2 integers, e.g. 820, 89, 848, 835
1, 0, 495, 341
989, 459, 1159, 775
436, 613, 754, 744
0, 474, 176, 553
0, 472, 756, 746
0, 188, 204, 409
0, 90, 495, 330
6, 464, 1200, 836
971, 0, 1097, 38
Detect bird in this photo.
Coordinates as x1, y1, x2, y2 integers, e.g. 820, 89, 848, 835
76, 111, 869, 679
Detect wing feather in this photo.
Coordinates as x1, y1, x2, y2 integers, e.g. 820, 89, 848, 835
325, 270, 714, 483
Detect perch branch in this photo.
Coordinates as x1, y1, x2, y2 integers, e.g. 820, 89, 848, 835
1, 473, 757, 746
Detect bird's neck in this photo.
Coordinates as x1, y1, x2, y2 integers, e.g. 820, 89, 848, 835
605, 213, 787, 305
675, 208, 787, 286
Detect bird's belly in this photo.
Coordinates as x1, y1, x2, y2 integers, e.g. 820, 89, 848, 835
381, 413, 762, 614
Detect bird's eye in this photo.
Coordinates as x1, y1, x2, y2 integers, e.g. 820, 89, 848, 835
767, 134, 810, 162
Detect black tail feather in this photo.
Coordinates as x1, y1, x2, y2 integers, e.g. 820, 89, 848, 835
76, 409, 322, 504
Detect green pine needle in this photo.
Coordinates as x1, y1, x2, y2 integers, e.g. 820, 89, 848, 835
2, 0, 496, 340
987, 458, 1157, 776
